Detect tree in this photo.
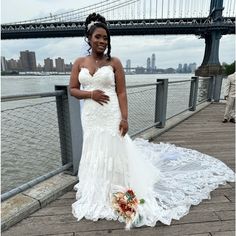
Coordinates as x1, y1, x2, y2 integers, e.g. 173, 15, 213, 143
222, 61, 235, 76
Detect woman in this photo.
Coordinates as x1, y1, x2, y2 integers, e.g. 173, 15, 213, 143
70, 13, 235, 229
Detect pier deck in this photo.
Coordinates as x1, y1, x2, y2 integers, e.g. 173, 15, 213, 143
2, 103, 235, 236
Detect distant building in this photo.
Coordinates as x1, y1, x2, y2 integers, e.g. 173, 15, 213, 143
151, 53, 156, 70
37, 63, 43, 72
1, 56, 8, 71
55, 57, 65, 72
65, 63, 73, 72
189, 63, 197, 73
44, 58, 54, 72
135, 66, 145, 74
7, 59, 19, 71
183, 63, 188, 73
20, 50, 37, 71
177, 63, 182, 73
165, 68, 176, 74
147, 57, 151, 72
126, 59, 131, 72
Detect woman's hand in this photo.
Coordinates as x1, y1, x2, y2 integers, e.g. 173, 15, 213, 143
119, 119, 128, 137
91, 90, 110, 105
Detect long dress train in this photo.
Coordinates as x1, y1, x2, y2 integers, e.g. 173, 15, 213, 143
72, 65, 235, 228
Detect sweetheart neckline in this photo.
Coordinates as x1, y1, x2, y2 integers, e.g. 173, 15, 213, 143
80, 65, 114, 78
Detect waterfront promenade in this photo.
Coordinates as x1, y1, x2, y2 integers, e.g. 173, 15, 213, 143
2, 103, 235, 236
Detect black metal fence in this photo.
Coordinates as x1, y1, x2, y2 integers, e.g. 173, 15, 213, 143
1, 75, 220, 201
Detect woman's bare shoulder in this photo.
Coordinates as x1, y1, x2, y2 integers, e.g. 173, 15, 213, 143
110, 57, 123, 70
73, 56, 87, 66
110, 56, 122, 64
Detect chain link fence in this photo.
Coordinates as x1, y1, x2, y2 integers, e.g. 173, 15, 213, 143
167, 80, 191, 119
1, 98, 61, 193
1, 77, 214, 196
127, 84, 156, 136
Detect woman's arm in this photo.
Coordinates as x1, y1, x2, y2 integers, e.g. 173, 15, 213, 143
69, 58, 92, 99
113, 57, 129, 136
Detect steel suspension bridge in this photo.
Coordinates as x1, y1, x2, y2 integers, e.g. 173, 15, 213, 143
2, 0, 235, 24
1, 0, 235, 76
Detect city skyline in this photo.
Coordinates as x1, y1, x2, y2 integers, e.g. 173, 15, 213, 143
2, 50, 198, 73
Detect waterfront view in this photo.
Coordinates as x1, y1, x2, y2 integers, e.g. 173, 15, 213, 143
1, 73, 202, 193
1, 73, 227, 194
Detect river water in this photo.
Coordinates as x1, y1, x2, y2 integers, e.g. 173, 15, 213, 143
1, 73, 224, 193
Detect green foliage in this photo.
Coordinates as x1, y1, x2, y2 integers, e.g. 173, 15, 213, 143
222, 61, 235, 76
1, 71, 19, 76
139, 199, 145, 204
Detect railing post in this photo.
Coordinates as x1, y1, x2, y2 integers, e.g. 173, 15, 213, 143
189, 76, 199, 111
212, 75, 223, 102
207, 76, 214, 101
155, 78, 168, 128
55, 85, 83, 176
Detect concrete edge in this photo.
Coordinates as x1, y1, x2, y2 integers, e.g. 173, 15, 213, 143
1, 172, 78, 232
136, 101, 212, 141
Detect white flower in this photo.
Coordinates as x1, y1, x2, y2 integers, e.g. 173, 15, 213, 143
87, 21, 100, 31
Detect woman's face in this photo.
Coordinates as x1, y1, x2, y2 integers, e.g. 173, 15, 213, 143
89, 27, 108, 54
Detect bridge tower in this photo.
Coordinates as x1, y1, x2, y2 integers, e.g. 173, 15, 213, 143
195, 0, 224, 76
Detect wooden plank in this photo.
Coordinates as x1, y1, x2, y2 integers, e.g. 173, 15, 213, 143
58, 191, 76, 199
215, 210, 235, 221
3, 219, 234, 236
200, 195, 230, 204
2, 103, 235, 236
39, 234, 74, 236
1, 209, 221, 236
211, 231, 235, 236
191, 202, 235, 212
72, 220, 234, 236
30, 206, 71, 217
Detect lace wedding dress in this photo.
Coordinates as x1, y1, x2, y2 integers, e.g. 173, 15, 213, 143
72, 65, 235, 228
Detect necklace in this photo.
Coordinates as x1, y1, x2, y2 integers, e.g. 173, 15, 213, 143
92, 55, 105, 68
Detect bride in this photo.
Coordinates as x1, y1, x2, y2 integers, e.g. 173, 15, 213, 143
69, 13, 235, 229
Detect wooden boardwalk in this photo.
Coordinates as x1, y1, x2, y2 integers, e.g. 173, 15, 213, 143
2, 103, 235, 236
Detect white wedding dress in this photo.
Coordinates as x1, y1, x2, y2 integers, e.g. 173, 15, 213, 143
72, 65, 235, 227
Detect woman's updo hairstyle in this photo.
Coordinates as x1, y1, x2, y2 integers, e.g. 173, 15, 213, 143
85, 13, 111, 60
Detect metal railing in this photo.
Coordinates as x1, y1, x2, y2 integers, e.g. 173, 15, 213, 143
128, 76, 214, 136
1, 75, 220, 201
1, 90, 71, 201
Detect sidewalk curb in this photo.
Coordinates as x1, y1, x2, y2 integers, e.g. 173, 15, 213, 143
1, 172, 78, 232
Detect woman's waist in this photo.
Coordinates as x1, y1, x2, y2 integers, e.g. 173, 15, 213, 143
84, 86, 116, 95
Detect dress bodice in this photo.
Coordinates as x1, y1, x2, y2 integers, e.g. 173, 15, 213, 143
78, 65, 115, 92
78, 65, 121, 135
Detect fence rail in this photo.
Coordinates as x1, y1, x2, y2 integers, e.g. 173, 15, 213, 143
1, 75, 220, 201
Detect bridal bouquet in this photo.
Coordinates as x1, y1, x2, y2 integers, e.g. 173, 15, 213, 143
111, 189, 145, 230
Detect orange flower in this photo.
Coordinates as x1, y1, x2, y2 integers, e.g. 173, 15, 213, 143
111, 189, 145, 230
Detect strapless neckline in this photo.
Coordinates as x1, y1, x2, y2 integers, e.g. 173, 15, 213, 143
81, 65, 114, 78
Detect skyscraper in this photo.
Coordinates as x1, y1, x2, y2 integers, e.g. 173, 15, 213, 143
151, 53, 156, 70
147, 57, 151, 72
183, 63, 188, 73
55, 57, 65, 72
1, 56, 7, 71
7, 59, 19, 71
189, 63, 197, 73
44, 58, 54, 71
20, 50, 37, 71
126, 59, 131, 72
177, 63, 183, 73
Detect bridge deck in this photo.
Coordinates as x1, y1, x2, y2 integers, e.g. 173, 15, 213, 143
2, 103, 235, 236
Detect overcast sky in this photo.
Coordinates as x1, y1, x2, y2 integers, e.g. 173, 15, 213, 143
1, 0, 235, 69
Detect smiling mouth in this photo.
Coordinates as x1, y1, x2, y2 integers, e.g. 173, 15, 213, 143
98, 46, 106, 50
